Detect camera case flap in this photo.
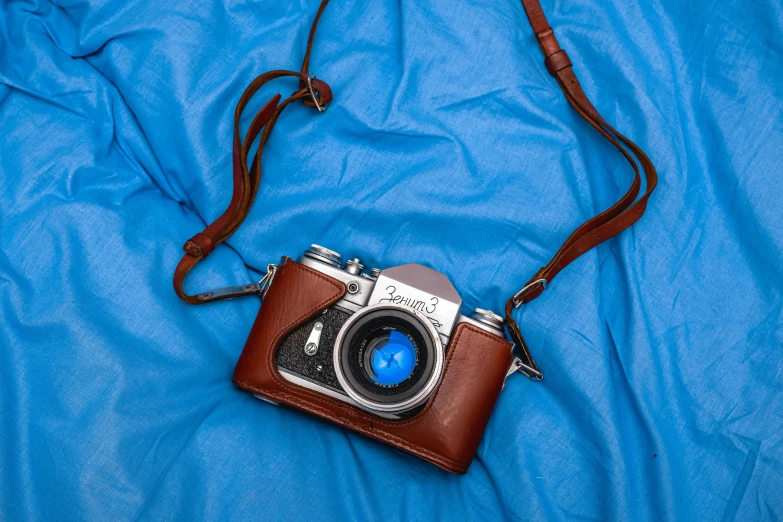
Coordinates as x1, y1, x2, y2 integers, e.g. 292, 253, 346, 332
233, 259, 513, 474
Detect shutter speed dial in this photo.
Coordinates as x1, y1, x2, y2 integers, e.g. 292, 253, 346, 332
305, 244, 342, 267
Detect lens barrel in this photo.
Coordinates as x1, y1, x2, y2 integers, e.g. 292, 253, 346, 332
333, 303, 444, 414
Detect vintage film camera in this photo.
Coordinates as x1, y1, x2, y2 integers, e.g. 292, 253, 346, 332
232, 245, 516, 473
273, 245, 508, 419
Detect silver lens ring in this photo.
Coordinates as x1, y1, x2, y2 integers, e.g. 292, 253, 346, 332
333, 303, 444, 414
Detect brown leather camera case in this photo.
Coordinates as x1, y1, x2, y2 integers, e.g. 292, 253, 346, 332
233, 259, 514, 474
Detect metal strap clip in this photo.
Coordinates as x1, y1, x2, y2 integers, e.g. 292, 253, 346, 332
257, 263, 279, 297
306, 74, 325, 112
503, 356, 544, 389
196, 263, 279, 302
512, 278, 548, 308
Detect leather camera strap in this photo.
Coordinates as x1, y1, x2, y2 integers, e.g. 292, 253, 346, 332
174, 0, 658, 381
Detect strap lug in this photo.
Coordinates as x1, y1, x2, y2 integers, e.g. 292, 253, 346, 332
502, 356, 544, 390
195, 264, 279, 303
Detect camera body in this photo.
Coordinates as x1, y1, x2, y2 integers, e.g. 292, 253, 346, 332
233, 245, 515, 473
275, 245, 508, 419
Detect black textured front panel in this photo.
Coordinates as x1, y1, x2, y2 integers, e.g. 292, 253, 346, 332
276, 307, 351, 391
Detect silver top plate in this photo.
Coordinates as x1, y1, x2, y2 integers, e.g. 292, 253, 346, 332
367, 263, 461, 338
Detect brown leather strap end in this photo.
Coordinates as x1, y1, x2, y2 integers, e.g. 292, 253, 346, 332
184, 232, 215, 258
545, 49, 571, 76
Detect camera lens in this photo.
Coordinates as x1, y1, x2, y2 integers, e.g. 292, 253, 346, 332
363, 330, 417, 386
333, 303, 444, 414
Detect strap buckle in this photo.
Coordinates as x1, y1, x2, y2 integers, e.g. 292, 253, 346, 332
512, 278, 548, 308
306, 74, 326, 113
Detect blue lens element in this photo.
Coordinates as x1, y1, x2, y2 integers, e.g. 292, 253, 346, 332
368, 330, 416, 386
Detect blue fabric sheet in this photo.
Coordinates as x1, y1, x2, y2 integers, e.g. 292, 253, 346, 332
2, 0, 782, 520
